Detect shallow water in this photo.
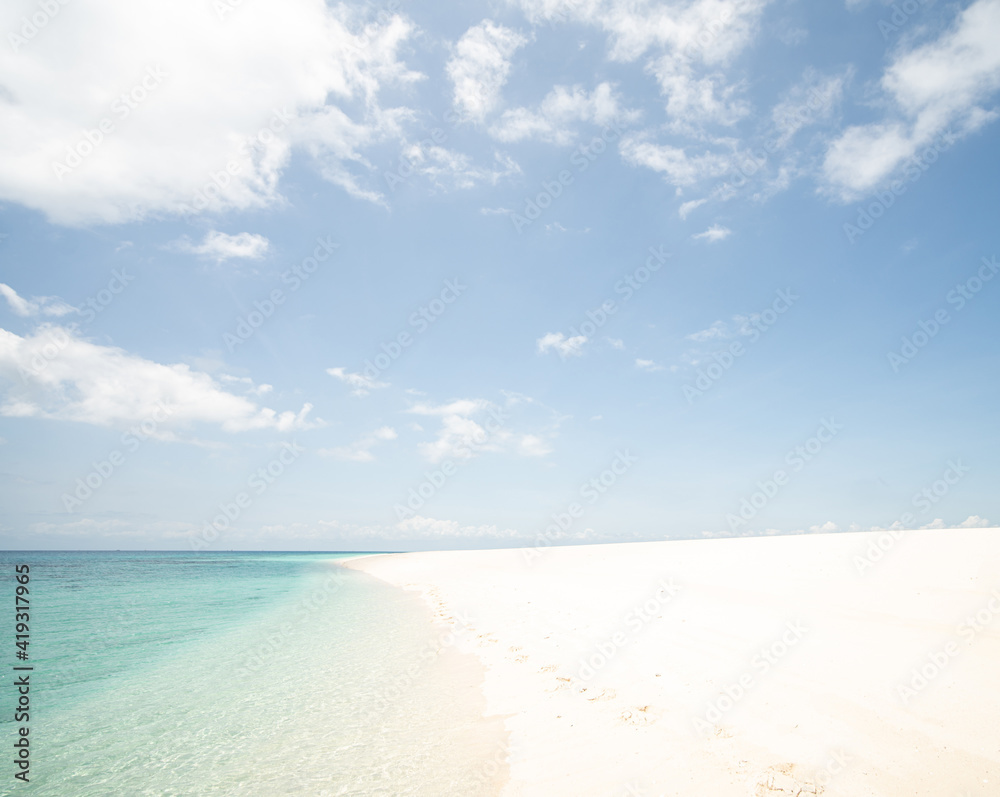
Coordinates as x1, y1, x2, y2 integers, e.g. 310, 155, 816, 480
0, 551, 507, 796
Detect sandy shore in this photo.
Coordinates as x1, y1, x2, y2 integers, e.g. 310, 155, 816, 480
345, 528, 1000, 796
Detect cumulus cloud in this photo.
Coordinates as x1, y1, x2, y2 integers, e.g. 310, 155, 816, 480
958, 515, 991, 528
408, 398, 503, 462
0, 284, 76, 318
693, 223, 732, 242
620, 136, 731, 186
514, 0, 767, 140
447, 20, 527, 123
500, 2, 831, 203
491, 82, 637, 144
511, 0, 769, 64
0, 0, 422, 225
320, 426, 397, 462
408, 397, 551, 462
649, 57, 749, 128
172, 231, 269, 262
394, 144, 521, 189
506, 0, 769, 181
635, 358, 664, 372
678, 198, 708, 218
0, 325, 319, 434
823, 0, 1000, 200
326, 366, 389, 397
537, 332, 588, 358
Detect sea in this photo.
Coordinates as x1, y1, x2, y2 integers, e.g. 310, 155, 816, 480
0, 551, 507, 796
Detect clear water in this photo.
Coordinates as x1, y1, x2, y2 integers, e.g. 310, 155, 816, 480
0, 552, 507, 796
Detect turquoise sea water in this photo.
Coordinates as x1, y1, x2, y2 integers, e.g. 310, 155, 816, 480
0, 552, 507, 796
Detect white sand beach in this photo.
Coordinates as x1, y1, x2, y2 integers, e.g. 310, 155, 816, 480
346, 528, 1000, 796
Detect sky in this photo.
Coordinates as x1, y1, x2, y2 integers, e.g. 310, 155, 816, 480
0, 0, 998, 551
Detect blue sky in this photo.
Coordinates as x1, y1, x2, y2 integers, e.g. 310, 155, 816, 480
0, 0, 998, 550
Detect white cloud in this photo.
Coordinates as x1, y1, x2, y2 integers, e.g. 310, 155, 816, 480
496, 1, 795, 197
0, 325, 319, 434
408, 398, 502, 462
172, 231, 269, 262
326, 366, 389, 397
447, 20, 527, 123
771, 70, 846, 147
620, 136, 731, 186
407, 397, 551, 463
807, 521, 839, 534
0, 284, 76, 317
537, 332, 588, 358
396, 144, 520, 189
635, 358, 664, 372
0, 1, 422, 225
293, 104, 409, 206
678, 198, 708, 219
846, 517, 992, 534
409, 398, 489, 418
823, 0, 1000, 200
320, 426, 397, 462
242, 516, 527, 543
774, 22, 808, 47
367, 512, 596, 542
731, 313, 766, 336
511, 0, 769, 65
546, 221, 590, 234
518, 433, 552, 456
491, 82, 637, 144
686, 320, 730, 341
219, 373, 273, 396
693, 223, 731, 242
649, 57, 749, 128
395, 515, 521, 539
606, 337, 625, 349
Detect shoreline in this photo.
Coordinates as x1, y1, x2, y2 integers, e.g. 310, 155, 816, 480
347, 528, 1000, 795
336, 561, 511, 795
